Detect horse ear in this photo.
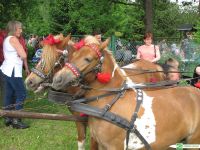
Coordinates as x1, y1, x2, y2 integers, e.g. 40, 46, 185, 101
100, 37, 110, 51
57, 34, 71, 50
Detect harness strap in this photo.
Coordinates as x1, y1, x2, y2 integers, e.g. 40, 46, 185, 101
101, 82, 126, 116
69, 103, 131, 129
126, 89, 152, 150
68, 92, 119, 104
69, 102, 152, 149
31, 68, 47, 79
101, 91, 125, 116
80, 80, 178, 92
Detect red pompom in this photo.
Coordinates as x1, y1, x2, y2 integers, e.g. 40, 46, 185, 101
73, 39, 85, 50
80, 113, 88, 117
97, 72, 111, 84
194, 82, 200, 88
149, 77, 157, 83
43, 34, 61, 45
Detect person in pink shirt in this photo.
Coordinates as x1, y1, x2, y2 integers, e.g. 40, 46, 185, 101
136, 32, 160, 63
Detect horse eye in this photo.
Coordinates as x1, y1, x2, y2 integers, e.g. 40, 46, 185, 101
85, 58, 92, 63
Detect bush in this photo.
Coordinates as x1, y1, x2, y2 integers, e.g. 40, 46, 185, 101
27, 45, 35, 62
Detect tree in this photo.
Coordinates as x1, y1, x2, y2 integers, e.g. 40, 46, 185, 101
144, 0, 153, 33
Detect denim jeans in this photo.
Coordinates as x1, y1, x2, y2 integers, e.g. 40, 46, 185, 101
3, 69, 26, 110
0, 70, 5, 107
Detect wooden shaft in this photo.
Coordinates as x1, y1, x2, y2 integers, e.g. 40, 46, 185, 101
0, 109, 87, 122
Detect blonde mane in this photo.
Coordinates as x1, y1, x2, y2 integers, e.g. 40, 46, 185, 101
41, 45, 59, 72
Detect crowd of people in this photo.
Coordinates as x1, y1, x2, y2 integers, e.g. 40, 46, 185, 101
0, 20, 200, 130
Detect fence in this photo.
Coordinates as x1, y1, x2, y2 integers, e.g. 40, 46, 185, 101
28, 34, 200, 77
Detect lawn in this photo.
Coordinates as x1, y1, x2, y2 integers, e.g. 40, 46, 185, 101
0, 91, 90, 150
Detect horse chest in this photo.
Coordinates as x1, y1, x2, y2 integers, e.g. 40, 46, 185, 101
125, 91, 156, 149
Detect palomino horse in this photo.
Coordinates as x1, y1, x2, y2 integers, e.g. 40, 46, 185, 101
122, 59, 165, 83
25, 34, 92, 150
52, 35, 200, 150
26, 34, 178, 150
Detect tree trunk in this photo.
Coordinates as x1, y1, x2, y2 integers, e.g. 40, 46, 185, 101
199, 0, 200, 15
144, 0, 153, 33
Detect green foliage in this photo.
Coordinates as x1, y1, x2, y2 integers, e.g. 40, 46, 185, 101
27, 45, 35, 61
194, 20, 200, 43
0, 0, 199, 41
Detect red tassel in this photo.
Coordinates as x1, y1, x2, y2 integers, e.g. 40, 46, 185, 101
73, 39, 85, 50
149, 77, 157, 83
97, 72, 111, 84
194, 82, 200, 88
43, 34, 61, 45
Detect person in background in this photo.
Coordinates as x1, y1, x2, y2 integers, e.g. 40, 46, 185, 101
0, 21, 29, 129
0, 30, 7, 107
164, 58, 180, 81
136, 32, 160, 63
191, 65, 200, 88
95, 34, 102, 43
93, 31, 102, 43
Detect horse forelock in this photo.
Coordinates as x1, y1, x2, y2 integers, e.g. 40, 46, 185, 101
84, 35, 100, 46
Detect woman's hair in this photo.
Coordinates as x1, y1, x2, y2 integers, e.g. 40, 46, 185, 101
143, 32, 153, 40
6, 21, 22, 36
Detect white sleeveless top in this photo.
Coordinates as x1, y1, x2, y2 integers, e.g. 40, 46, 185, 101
0, 36, 23, 77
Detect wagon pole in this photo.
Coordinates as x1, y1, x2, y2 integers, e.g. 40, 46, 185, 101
0, 109, 87, 122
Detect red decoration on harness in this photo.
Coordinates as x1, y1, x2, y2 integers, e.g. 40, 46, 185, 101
194, 82, 200, 88
43, 34, 61, 45
65, 63, 80, 77
80, 113, 88, 117
88, 44, 101, 59
149, 77, 157, 83
73, 39, 85, 50
97, 72, 111, 84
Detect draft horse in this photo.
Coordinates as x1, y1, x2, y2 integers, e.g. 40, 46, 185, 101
25, 34, 91, 150
52, 35, 200, 150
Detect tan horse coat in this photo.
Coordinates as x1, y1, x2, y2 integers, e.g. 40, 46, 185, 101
52, 36, 200, 150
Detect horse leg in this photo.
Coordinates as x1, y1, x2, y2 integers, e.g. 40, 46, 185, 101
75, 121, 87, 150
90, 136, 98, 150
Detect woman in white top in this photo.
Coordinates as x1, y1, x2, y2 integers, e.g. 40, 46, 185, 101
0, 21, 29, 129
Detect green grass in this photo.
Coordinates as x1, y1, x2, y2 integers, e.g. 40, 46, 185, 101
0, 91, 90, 150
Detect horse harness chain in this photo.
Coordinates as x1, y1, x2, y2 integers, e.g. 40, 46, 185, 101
66, 82, 152, 150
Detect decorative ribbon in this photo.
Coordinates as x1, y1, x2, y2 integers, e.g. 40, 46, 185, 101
43, 34, 61, 45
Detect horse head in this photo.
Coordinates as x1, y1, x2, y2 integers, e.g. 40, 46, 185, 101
52, 35, 115, 90
25, 34, 72, 92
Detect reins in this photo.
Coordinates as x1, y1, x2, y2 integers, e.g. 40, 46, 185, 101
66, 82, 152, 150
122, 67, 194, 74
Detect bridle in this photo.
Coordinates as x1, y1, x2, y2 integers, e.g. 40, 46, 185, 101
63, 44, 104, 87
31, 50, 68, 82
